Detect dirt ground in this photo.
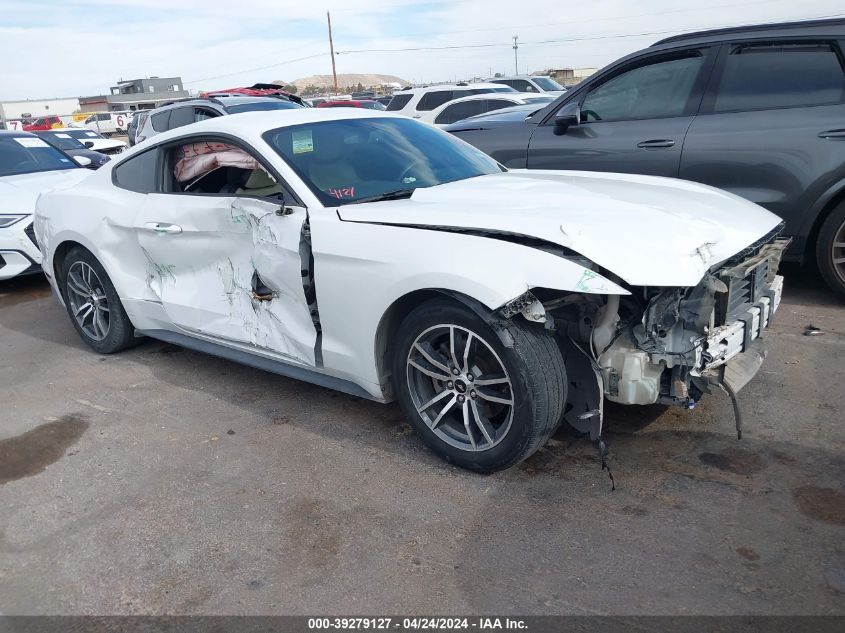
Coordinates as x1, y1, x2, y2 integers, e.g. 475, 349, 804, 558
0, 266, 843, 615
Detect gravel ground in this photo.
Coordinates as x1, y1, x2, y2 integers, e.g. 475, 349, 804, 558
0, 266, 843, 615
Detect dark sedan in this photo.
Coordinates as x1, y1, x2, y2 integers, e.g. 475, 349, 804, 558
35, 130, 110, 169
446, 18, 845, 297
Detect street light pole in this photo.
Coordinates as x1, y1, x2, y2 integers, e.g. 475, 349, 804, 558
512, 35, 518, 75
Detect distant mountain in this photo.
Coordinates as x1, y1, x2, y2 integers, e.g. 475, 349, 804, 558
288, 73, 410, 92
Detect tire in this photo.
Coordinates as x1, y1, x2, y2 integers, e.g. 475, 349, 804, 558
392, 297, 567, 473
60, 246, 137, 354
816, 201, 845, 299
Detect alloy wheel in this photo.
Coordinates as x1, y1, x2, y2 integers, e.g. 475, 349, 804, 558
66, 261, 111, 341
832, 217, 845, 285
406, 324, 514, 452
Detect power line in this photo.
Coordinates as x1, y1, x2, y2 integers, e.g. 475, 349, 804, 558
184, 53, 326, 84
335, 12, 845, 56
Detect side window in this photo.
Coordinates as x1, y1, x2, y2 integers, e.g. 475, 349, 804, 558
194, 108, 219, 122
164, 138, 294, 201
712, 42, 845, 112
386, 93, 413, 111
434, 100, 486, 124
417, 91, 454, 111
167, 107, 194, 130
485, 99, 518, 112
113, 149, 159, 194
511, 80, 534, 92
581, 53, 705, 122
150, 110, 171, 132
98, 113, 110, 121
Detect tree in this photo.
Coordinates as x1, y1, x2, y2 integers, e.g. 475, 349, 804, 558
282, 84, 298, 94
494, 72, 503, 78
356, 82, 364, 92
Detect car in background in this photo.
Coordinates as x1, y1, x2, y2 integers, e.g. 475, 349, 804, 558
35, 109, 788, 472
423, 92, 557, 126
80, 112, 132, 136
23, 115, 64, 131
488, 75, 566, 94
126, 110, 149, 146
49, 128, 127, 155
447, 18, 845, 297
316, 99, 387, 110
385, 83, 517, 118
135, 95, 304, 144
200, 83, 304, 106
0, 131, 89, 280
35, 130, 111, 169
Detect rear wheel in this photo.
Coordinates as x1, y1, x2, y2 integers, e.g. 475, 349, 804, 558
60, 247, 137, 353
392, 298, 566, 473
816, 201, 845, 299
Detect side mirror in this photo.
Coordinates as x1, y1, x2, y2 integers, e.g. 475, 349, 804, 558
73, 155, 93, 167
83, 141, 94, 148
554, 102, 581, 135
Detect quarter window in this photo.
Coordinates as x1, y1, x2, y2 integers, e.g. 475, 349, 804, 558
581, 53, 704, 122
113, 149, 159, 193
712, 43, 845, 112
150, 110, 171, 132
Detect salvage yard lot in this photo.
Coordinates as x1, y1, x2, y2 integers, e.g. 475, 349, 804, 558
1, 268, 843, 615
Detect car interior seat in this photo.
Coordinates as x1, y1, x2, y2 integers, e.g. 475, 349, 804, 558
235, 168, 282, 197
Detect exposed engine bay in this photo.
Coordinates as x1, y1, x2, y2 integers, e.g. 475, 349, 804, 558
524, 229, 791, 442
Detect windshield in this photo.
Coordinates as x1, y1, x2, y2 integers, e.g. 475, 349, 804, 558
533, 77, 564, 91
0, 136, 77, 176
264, 117, 502, 206
40, 132, 85, 150
226, 101, 303, 114
67, 130, 104, 141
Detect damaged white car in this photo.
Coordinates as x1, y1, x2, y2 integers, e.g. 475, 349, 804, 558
34, 109, 789, 472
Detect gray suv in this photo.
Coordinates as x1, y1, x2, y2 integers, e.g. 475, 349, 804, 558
135, 96, 302, 145
446, 19, 845, 296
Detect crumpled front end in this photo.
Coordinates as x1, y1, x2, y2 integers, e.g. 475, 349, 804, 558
597, 228, 790, 408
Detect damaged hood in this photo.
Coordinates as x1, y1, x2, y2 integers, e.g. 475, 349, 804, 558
336, 170, 782, 287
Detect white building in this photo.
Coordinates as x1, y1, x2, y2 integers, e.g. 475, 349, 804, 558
0, 97, 80, 123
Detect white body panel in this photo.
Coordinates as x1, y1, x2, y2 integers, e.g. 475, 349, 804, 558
0, 168, 89, 279
34, 109, 782, 401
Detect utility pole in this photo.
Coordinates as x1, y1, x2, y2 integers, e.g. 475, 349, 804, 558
327, 11, 338, 94
512, 35, 519, 75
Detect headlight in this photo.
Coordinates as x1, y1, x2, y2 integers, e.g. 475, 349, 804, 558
0, 214, 29, 228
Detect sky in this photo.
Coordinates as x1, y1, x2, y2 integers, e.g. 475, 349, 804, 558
1, 0, 843, 100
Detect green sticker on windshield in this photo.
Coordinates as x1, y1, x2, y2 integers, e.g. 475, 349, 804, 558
292, 130, 313, 154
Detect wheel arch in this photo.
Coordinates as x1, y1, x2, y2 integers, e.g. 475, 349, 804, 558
373, 288, 503, 401
805, 182, 845, 264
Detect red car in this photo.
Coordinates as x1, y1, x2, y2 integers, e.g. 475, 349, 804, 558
23, 115, 63, 131
316, 100, 386, 110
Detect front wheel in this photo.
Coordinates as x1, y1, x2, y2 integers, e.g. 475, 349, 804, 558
392, 298, 567, 473
60, 247, 137, 353
816, 201, 845, 299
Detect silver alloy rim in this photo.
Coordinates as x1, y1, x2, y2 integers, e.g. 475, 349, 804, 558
406, 324, 514, 452
66, 261, 110, 341
833, 217, 845, 285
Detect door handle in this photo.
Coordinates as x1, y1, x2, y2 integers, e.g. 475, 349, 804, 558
636, 139, 675, 149
144, 222, 182, 235
818, 129, 845, 140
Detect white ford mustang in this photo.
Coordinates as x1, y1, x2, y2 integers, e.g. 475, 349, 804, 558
34, 109, 789, 472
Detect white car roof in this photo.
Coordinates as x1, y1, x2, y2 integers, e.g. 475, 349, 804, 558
134, 107, 400, 148
396, 83, 506, 94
